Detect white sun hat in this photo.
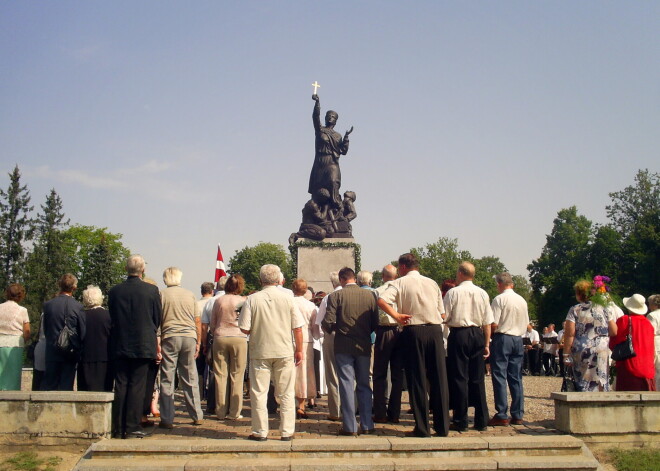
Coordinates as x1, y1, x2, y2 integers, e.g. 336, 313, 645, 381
623, 293, 648, 315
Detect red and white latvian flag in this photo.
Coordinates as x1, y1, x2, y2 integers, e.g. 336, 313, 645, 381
214, 243, 227, 289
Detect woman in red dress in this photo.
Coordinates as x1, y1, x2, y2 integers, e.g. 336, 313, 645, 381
610, 294, 656, 391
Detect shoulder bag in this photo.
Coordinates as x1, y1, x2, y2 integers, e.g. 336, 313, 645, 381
55, 298, 81, 358
611, 314, 636, 361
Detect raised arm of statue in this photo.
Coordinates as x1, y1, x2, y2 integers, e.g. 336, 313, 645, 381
312, 95, 321, 132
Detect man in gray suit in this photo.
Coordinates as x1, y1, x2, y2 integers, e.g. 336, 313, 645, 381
322, 267, 379, 436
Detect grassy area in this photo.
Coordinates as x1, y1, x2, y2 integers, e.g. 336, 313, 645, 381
607, 448, 660, 471
0, 452, 62, 471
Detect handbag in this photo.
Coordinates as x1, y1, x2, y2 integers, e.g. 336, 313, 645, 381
611, 314, 636, 361
561, 363, 577, 392
55, 298, 81, 358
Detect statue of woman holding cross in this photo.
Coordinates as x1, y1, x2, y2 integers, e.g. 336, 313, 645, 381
308, 93, 353, 211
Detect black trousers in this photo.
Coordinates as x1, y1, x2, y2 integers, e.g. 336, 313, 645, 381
401, 324, 449, 436
542, 352, 556, 375
313, 348, 321, 395
525, 348, 541, 375
43, 360, 77, 391
77, 361, 114, 392
113, 358, 150, 435
447, 326, 489, 429
373, 325, 404, 421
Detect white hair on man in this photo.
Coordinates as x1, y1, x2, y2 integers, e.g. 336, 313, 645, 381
82, 285, 103, 309
357, 270, 373, 287
329, 271, 340, 288
259, 264, 282, 285
126, 254, 146, 276
163, 266, 183, 287
217, 275, 228, 290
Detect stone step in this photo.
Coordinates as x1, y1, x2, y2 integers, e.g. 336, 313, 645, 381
74, 455, 600, 471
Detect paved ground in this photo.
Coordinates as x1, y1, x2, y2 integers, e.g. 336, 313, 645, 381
147, 375, 564, 440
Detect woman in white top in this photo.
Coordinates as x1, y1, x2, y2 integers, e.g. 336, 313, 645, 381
0, 284, 30, 390
646, 294, 660, 391
292, 279, 318, 418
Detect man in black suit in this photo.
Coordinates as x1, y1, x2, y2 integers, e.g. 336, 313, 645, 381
42, 274, 86, 391
108, 254, 162, 439
322, 267, 379, 436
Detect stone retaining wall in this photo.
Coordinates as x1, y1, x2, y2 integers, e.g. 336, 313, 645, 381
0, 391, 113, 444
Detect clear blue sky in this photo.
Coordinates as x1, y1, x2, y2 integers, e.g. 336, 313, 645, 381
1, 1, 658, 292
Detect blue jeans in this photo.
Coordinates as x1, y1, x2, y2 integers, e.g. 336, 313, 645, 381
335, 352, 374, 433
490, 333, 524, 420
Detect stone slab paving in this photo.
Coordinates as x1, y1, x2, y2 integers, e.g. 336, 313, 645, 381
139, 376, 564, 443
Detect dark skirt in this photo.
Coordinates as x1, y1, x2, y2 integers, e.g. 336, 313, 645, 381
616, 365, 656, 391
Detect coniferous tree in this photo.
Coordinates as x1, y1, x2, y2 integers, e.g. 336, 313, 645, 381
24, 189, 69, 320
0, 165, 34, 289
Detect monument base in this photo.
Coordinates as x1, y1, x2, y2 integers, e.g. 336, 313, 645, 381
291, 238, 361, 294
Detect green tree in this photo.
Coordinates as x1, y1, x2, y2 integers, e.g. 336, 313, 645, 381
511, 274, 536, 320
61, 225, 131, 299
228, 242, 293, 293
528, 206, 593, 327
0, 165, 34, 289
473, 255, 507, 300
412, 237, 472, 286
606, 169, 659, 295
24, 189, 69, 322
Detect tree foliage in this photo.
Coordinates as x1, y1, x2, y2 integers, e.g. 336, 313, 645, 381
0, 165, 33, 288
61, 225, 130, 299
228, 242, 293, 293
23, 189, 70, 322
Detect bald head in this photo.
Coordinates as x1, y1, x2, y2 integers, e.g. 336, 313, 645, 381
382, 264, 397, 282
457, 261, 475, 281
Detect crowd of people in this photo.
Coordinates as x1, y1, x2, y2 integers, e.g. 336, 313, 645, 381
0, 252, 658, 441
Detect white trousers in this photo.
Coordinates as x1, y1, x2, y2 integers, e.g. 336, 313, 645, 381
250, 356, 296, 438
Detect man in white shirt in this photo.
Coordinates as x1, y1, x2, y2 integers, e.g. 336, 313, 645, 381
444, 261, 494, 432
313, 271, 342, 421
522, 324, 540, 376
542, 323, 559, 376
378, 253, 448, 437
488, 273, 529, 427
238, 264, 304, 441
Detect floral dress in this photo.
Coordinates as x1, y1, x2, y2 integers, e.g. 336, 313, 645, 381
566, 302, 613, 391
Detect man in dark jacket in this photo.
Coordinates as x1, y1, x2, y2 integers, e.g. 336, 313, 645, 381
42, 273, 86, 391
108, 254, 161, 439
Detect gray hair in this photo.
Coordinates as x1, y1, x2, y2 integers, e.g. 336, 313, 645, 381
357, 270, 373, 287
126, 254, 146, 276
82, 285, 103, 309
382, 264, 397, 280
163, 267, 183, 287
648, 294, 660, 310
259, 264, 282, 285
217, 275, 228, 290
329, 271, 340, 289
495, 272, 513, 286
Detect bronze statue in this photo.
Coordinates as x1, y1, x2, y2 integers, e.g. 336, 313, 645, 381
308, 94, 353, 210
290, 92, 357, 244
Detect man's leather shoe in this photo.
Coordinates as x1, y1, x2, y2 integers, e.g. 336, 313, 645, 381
327, 415, 341, 422
126, 430, 151, 439
510, 418, 524, 425
373, 416, 388, 424
281, 435, 294, 441
338, 429, 357, 436
140, 420, 155, 427
192, 419, 203, 426
389, 417, 400, 424
360, 428, 375, 435
158, 422, 174, 429
448, 423, 467, 432
247, 434, 267, 442
487, 416, 510, 427
473, 425, 488, 432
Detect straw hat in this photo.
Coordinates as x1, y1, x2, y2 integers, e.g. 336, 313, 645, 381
623, 293, 648, 315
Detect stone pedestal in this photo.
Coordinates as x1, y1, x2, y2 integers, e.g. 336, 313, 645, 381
292, 238, 360, 294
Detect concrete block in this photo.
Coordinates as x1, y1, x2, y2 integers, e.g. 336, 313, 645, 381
74, 458, 187, 471
290, 458, 395, 471
486, 435, 582, 450
30, 391, 114, 403
393, 457, 497, 470
295, 238, 357, 293
551, 392, 640, 402
0, 391, 31, 401
185, 458, 291, 471
388, 437, 487, 451
496, 455, 598, 470
292, 437, 389, 452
